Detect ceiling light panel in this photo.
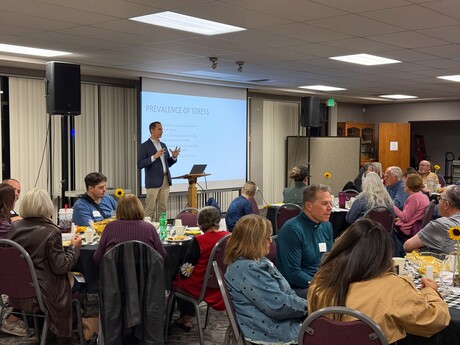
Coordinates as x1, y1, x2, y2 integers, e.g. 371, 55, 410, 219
0, 43, 71, 57
330, 53, 401, 66
130, 11, 246, 36
379, 94, 418, 99
299, 85, 346, 91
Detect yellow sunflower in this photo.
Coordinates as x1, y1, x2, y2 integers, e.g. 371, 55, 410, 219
448, 226, 460, 241
323, 172, 332, 179
433, 164, 441, 171
115, 188, 125, 198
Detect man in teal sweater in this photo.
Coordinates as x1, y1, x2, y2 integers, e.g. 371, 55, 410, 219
276, 184, 334, 298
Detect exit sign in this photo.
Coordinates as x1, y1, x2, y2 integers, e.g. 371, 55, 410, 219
327, 98, 335, 107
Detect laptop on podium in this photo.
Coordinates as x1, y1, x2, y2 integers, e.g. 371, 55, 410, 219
189, 164, 207, 175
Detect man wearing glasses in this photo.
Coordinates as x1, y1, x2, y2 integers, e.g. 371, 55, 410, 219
418, 160, 440, 193
404, 185, 460, 253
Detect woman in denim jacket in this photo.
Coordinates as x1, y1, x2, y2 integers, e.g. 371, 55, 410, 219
224, 214, 307, 344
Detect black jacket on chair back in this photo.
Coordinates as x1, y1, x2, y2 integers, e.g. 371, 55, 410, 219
100, 240, 165, 345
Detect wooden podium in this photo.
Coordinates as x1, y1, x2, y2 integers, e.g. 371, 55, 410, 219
173, 173, 210, 209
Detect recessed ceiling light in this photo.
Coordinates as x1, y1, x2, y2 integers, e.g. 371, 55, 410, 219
130, 11, 246, 36
0, 43, 71, 57
299, 85, 346, 91
379, 94, 418, 100
437, 75, 460, 82
330, 53, 401, 66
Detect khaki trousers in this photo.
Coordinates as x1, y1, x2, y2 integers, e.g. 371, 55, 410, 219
145, 175, 170, 221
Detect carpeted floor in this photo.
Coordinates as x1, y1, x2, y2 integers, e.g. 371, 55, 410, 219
0, 303, 229, 345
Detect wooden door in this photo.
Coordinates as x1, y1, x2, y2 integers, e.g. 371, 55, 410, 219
378, 123, 410, 171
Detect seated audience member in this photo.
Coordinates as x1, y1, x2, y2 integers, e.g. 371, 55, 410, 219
393, 174, 430, 239
283, 165, 309, 206
225, 181, 256, 231
308, 218, 450, 344
417, 160, 440, 193
404, 167, 417, 180
225, 214, 307, 344
276, 184, 333, 297
173, 206, 230, 331
73, 172, 117, 226
3, 178, 21, 220
0, 183, 16, 238
404, 185, 460, 253
342, 162, 371, 192
384, 166, 408, 210
93, 194, 166, 264
346, 172, 394, 224
4, 188, 82, 341
370, 161, 383, 178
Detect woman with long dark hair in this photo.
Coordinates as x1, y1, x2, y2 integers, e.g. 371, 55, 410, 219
0, 183, 16, 238
308, 218, 449, 344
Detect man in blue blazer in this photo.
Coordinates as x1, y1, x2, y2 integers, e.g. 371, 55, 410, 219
137, 121, 180, 221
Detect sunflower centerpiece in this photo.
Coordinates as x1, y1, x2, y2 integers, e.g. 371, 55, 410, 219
448, 226, 460, 286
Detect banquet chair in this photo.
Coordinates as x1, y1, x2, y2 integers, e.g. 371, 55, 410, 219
249, 197, 260, 215
437, 174, 446, 187
363, 206, 395, 233
421, 200, 436, 228
165, 233, 231, 345
342, 189, 359, 197
212, 261, 249, 345
275, 203, 302, 234
298, 306, 388, 345
99, 240, 165, 345
175, 207, 200, 227
0, 239, 49, 345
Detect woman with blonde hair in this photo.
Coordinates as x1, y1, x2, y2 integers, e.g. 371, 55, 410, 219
5, 188, 82, 342
225, 214, 307, 344
308, 218, 449, 344
283, 165, 309, 206
346, 171, 394, 224
93, 193, 166, 263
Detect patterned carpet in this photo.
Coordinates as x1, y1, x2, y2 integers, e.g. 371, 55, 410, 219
0, 303, 229, 344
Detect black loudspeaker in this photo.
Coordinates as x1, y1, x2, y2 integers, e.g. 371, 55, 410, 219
46, 61, 81, 115
300, 96, 320, 127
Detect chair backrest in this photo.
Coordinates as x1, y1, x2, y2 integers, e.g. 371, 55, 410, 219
249, 197, 259, 215
437, 174, 446, 187
421, 200, 436, 228
212, 261, 247, 345
198, 233, 231, 300
100, 240, 165, 344
298, 306, 388, 345
175, 207, 199, 227
265, 235, 277, 265
342, 189, 359, 197
0, 239, 46, 312
275, 203, 302, 234
363, 206, 395, 233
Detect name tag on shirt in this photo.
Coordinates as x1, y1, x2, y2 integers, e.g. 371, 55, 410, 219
318, 242, 327, 252
92, 210, 101, 218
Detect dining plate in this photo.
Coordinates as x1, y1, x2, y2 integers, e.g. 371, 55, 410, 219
165, 236, 193, 243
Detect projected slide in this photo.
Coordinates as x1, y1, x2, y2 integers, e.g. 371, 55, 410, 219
140, 78, 247, 193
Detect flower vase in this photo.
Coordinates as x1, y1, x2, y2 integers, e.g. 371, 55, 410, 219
453, 243, 460, 287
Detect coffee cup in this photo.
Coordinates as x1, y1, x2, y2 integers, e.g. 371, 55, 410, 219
174, 219, 183, 227
175, 226, 185, 236
86, 229, 96, 243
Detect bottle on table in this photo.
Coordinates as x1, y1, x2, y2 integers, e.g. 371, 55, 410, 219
159, 212, 168, 241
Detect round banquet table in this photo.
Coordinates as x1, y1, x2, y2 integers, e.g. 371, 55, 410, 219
76, 240, 190, 294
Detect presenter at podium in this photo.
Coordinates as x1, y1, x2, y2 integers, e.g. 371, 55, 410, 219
137, 121, 180, 221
